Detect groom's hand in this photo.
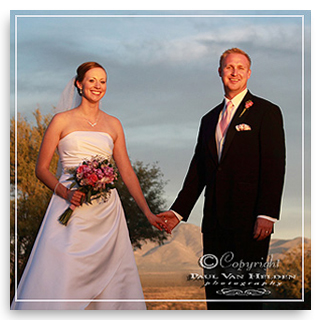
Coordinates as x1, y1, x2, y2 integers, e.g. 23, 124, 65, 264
157, 211, 180, 231
253, 217, 274, 241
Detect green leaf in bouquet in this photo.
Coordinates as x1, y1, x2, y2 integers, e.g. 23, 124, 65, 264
87, 190, 92, 204
70, 181, 77, 189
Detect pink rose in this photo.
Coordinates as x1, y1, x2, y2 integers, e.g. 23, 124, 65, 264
239, 100, 254, 117
245, 100, 253, 109
87, 173, 98, 186
77, 165, 86, 173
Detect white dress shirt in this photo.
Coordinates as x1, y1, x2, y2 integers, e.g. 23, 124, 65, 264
215, 89, 248, 160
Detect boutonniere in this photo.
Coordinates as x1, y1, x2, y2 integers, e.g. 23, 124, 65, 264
239, 100, 253, 118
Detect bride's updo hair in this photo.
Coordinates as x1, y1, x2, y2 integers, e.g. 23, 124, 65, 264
74, 62, 106, 96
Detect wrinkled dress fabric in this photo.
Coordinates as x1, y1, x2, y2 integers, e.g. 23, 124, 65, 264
11, 131, 146, 310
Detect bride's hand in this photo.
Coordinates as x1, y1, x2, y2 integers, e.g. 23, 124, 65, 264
67, 189, 85, 207
146, 213, 172, 234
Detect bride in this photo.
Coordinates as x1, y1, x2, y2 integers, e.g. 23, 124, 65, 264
11, 62, 170, 310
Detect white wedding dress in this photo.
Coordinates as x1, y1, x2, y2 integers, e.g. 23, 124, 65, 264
11, 131, 146, 310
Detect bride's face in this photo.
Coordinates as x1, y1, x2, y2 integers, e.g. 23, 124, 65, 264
77, 67, 107, 103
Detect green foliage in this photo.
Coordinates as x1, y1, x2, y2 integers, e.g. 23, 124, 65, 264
116, 161, 168, 249
10, 109, 59, 301
116, 161, 166, 249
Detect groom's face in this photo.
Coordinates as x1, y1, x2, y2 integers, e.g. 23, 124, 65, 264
218, 53, 251, 99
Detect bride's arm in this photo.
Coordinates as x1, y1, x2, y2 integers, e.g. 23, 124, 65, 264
112, 118, 171, 233
35, 114, 84, 207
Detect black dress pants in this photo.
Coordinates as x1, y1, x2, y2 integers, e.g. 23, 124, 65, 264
202, 226, 271, 310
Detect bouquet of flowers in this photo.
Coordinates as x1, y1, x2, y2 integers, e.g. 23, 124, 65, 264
58, 155, 118, 226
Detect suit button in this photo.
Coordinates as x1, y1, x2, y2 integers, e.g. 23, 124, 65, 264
217, 166, 222, 171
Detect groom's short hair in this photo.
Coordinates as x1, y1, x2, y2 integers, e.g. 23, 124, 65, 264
219, 48, 252, 69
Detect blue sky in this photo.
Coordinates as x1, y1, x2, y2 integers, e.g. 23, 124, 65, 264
10, 10, 311, 240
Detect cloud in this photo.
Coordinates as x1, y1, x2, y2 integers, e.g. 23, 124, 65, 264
103, 20, 302, 66
14, 16, 303, 116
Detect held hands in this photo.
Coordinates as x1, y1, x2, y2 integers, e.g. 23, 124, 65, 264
145, 212, 172, 234
157, 211, 180, 231
253, 217, 274, 241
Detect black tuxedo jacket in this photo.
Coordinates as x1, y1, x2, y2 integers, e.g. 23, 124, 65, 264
171, 91, 286, 233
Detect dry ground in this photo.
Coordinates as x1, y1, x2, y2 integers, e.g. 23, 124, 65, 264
139, 272, 207, 310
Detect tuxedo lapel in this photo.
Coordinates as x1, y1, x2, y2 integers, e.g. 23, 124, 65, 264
220, 92, 253, 163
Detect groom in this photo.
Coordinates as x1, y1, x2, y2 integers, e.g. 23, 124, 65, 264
158, 48, 286, 310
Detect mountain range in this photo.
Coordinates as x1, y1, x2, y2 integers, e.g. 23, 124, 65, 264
134, 223, 310, 274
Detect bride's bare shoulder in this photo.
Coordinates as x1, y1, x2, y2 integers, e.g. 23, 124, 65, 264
101, 111, 123, 128
52, 109, 75, 120
100, 112, 125, 142
48, 109, 77, 131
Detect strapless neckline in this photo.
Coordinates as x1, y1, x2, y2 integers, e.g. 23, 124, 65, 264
59, 131, 114, 143
57, 130, 114, 168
